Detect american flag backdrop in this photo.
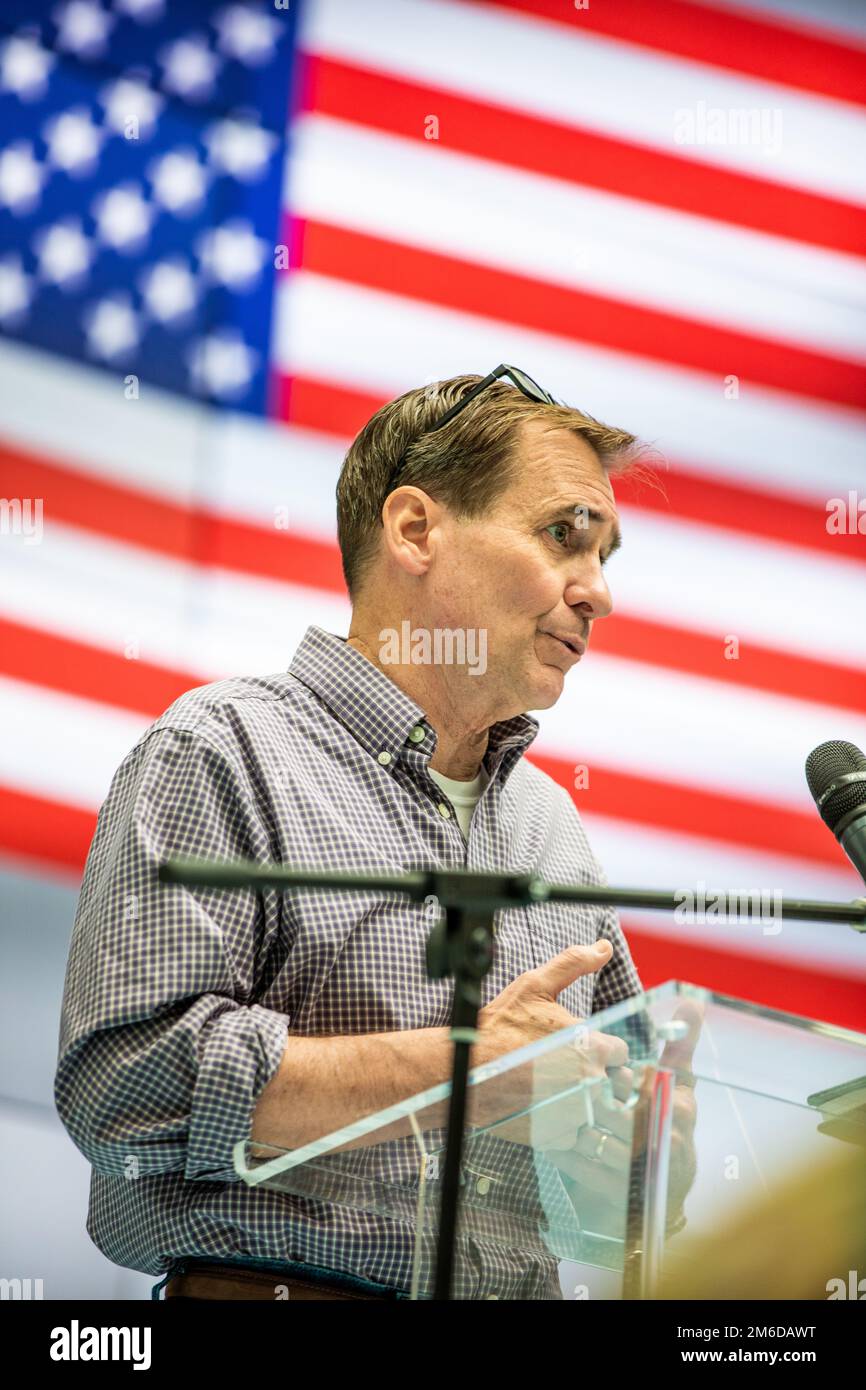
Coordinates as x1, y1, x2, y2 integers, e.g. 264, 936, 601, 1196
1, 0, 866, 1034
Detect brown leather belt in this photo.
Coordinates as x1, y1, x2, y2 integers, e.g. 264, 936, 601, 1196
164, 1260, 400, 1302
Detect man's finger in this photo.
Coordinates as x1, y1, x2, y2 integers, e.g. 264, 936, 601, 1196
591, 1091, 634, 1144
575, 1027, 629, 1070
576, 1126, 631, 1173
659, 998, 705, 1079
608, 1064, 635, 1102
529, 941, 613, 1000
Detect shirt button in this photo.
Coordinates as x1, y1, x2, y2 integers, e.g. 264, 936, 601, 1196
377, 750, 392, 765
437, 803, 451, 819
476, 1176, 491, 1196
409, 726, 426, 743
486, 1293, 499, 1300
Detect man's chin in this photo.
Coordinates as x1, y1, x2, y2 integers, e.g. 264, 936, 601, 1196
526, 662, 566, 711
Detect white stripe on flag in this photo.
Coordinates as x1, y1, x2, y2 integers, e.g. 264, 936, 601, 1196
288, 114, 866, 359
534, 654, 866, 809
300, 0, 866, 203
0, 676, 147, 808
274, 272, 866, 494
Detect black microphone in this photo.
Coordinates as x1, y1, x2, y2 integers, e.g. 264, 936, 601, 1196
806, 740, 866, 886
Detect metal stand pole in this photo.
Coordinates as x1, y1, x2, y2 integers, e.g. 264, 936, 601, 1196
426, 904, 496, 1301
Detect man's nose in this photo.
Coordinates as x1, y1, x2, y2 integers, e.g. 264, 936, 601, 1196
565, 567, 613, 621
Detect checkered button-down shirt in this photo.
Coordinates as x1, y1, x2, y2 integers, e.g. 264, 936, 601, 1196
55, 624, 644, 1299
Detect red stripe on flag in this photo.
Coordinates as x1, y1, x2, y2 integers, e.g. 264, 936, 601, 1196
300, 54, 866, 258
272, 373, 384, 439
268, 372, 370, 439
207, 516, 344, 593
613, 467, 866, 563
0, 441, 346, 594
0, 441, 197, 562
624, 920, 866, 1031
0, 784, 95, 878
471, 0, 866, 110
0, 616, 194, 716
589, 614, 866, 714
286, 216, 866, 413
528, 750, 853, 870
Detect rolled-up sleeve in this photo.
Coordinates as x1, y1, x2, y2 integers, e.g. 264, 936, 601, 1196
54, 722, 290, 1184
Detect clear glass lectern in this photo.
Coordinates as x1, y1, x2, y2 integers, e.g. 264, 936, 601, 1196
233, 983, 866, 1300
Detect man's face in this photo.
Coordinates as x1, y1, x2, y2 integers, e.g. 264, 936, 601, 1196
430, 419, 621, 716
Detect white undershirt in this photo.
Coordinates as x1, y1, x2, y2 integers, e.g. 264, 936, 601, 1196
427, 762, 490, 840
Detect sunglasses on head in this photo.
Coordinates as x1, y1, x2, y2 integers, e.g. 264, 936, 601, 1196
387, 363, 558, 491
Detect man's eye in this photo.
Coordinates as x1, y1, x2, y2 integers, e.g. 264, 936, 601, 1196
546, 522, 575, 547
545, 523, 611, 566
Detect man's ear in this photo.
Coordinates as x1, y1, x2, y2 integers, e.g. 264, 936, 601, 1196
381, 486, 439, 578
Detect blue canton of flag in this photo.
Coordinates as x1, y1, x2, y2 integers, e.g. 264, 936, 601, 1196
0, 0, 300, 414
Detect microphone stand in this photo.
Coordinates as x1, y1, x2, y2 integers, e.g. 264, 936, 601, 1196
158, 855, 866, 1298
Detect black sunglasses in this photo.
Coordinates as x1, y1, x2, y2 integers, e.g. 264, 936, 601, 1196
387, 363, 558, 491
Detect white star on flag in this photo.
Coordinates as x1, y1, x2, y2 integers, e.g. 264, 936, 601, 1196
0, 33, 56, 102
53, 0, 115, 59
100, 76, 163, 140
113, 0, 165, 20
188, 328, 258, 398
203, 115, 277, 181
0, 254, 32, 323
158, 34, 221, 101
139, 258, 198, 323
43, 107, 105, 177
147, 148, 208, 215
92, 182, 154, 252
196, 219, 268, 289
33, 218, 92, 286
0, 142, 46, 215
213, 5, 281, 67
84, 293, 140, 359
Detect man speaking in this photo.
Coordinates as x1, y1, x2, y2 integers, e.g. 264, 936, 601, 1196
55, 366, 657, 1300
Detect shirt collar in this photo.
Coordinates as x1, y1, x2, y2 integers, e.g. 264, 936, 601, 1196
287, 625, 540, 776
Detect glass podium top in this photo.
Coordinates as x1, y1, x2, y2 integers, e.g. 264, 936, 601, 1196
233, 982, 866, 1300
